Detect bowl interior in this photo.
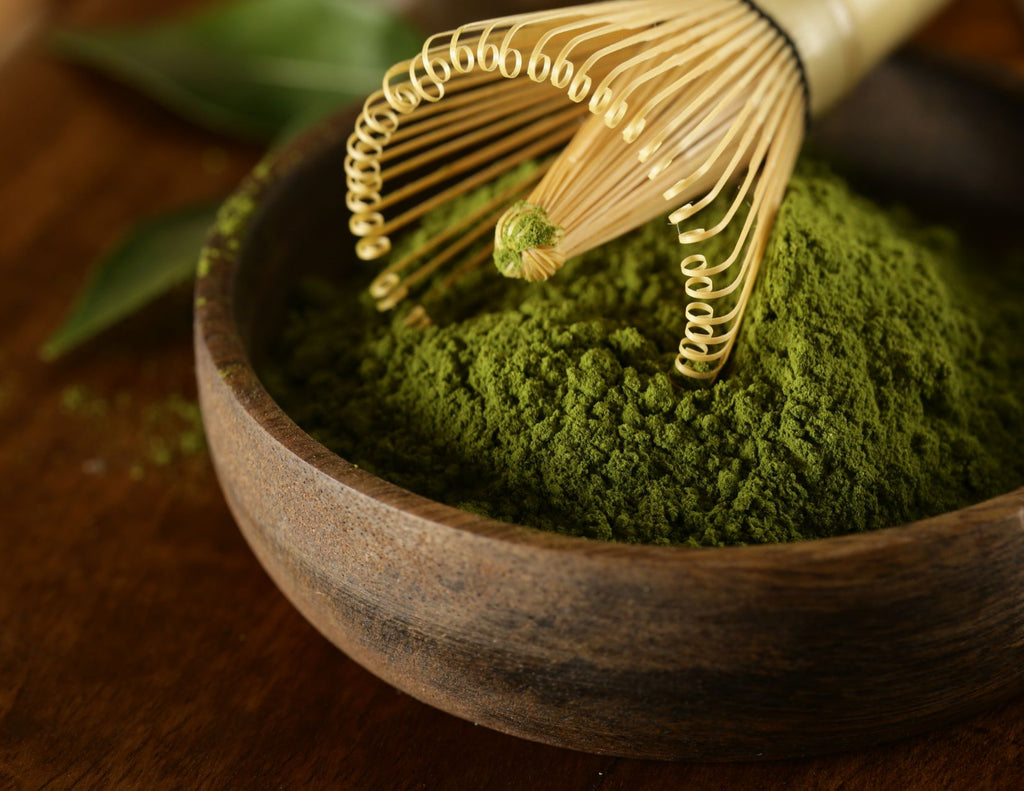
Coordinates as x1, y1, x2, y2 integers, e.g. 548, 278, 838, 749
235, 145, 353, 373
232, 52, 1024, 551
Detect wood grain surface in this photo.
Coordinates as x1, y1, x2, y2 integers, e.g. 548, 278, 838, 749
2, 0, 1023, 788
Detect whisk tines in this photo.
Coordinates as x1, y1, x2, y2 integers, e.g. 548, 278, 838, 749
345, 0, 946, 379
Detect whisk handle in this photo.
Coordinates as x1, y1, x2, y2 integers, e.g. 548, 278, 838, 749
755, 0, 951, 116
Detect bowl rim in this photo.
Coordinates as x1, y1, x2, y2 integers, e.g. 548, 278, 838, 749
193, 107, 1024, 569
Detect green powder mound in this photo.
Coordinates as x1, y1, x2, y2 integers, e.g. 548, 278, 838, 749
264, 160, 1024, 546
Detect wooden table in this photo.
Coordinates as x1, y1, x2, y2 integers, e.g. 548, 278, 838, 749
2, 1, 1022, 787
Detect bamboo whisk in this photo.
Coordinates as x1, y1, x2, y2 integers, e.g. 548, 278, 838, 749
346, 0, 949, 380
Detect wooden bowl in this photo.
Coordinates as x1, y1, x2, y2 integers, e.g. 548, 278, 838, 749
194, 100, 1024, 761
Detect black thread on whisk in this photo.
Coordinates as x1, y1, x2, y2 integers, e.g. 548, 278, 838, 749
738, 0, 812, 127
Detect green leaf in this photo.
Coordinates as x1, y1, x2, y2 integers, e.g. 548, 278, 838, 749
42, 203, 219, 360
52, 0, 423, 140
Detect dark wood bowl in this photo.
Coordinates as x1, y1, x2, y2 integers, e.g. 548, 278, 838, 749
194, 89, 1024, 761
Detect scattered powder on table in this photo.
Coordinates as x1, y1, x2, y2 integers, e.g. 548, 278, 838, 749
263, 160, 1024, 546
59, 384, 207, 477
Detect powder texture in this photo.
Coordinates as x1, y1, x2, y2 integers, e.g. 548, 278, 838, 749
493, 200, 563, 278
264, 161, 1024, 546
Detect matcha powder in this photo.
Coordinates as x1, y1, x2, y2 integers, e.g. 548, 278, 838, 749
264, 160, 1024, 546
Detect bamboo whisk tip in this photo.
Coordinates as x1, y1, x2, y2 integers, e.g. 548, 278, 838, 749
493, 200, 565, 282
